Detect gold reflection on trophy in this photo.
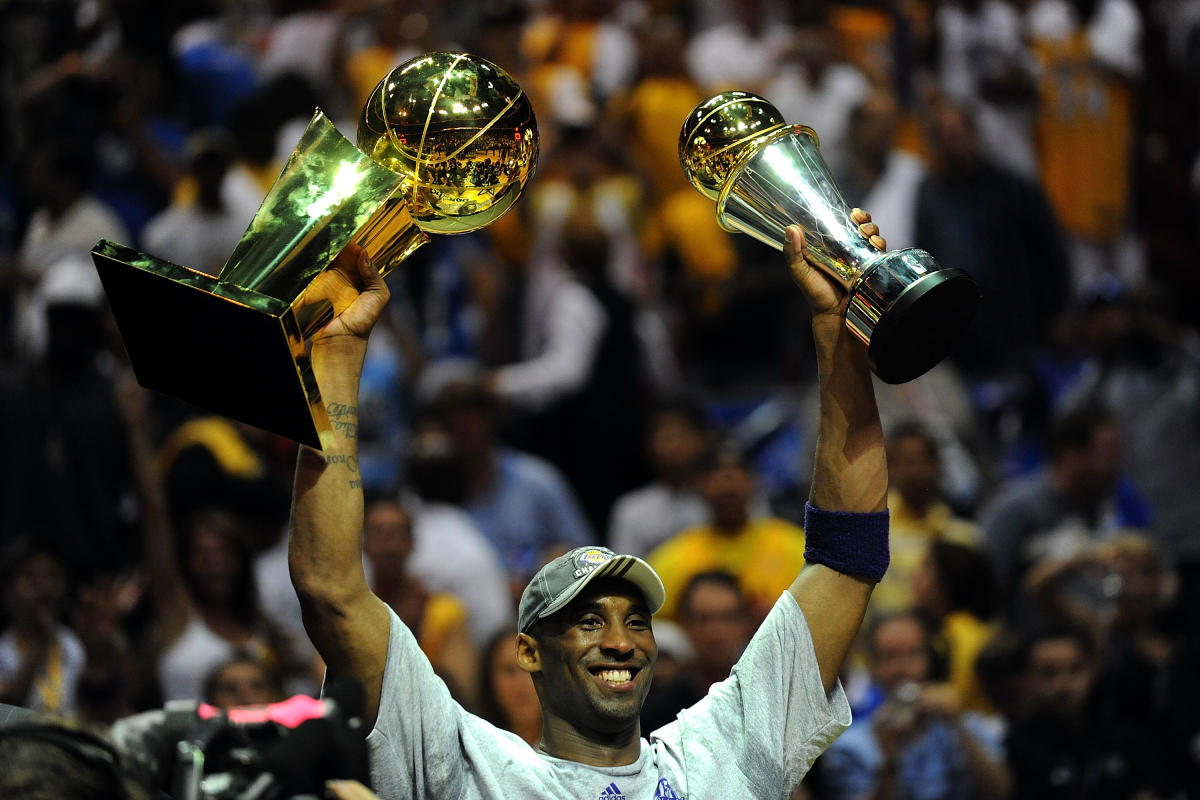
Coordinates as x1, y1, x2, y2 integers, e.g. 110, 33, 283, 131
678, 91, 979, 384
358, 52, 538, 235
92, 52, 539, 447
679, 91, 792, 202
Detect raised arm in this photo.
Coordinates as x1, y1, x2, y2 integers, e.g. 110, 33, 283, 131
786, 212, 889, 694
289, 245, 392, 727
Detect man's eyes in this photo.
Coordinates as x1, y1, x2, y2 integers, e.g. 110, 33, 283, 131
575, 615, 651, 630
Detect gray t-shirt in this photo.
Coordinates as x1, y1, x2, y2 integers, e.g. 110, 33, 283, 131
367, 592, 851, 799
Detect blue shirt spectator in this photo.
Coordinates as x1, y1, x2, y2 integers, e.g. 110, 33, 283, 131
465, 446, 591, 582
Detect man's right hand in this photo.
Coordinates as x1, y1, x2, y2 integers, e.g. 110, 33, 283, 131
309, 244, 391, 347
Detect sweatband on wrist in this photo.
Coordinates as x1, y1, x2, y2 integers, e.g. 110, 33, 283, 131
803, 502, 890, 583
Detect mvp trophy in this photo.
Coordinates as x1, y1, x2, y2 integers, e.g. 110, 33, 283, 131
680, 92, 979, 384
92, 52, 537, 448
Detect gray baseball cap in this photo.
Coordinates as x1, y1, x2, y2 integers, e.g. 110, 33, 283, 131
518, 546, 666, 633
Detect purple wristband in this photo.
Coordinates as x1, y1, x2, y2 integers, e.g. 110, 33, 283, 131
803, 502, 890, 583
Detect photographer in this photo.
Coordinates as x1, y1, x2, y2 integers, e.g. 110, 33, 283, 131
819, 612, 1009, 800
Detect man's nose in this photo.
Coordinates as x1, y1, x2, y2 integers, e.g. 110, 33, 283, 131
600, 624, 636, 656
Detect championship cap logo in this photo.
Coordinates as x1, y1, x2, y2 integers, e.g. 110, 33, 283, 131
578, 549, 611, 568
572, 548, 614, 579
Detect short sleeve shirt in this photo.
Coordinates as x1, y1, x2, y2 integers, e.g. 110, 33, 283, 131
366, 592, 851, 799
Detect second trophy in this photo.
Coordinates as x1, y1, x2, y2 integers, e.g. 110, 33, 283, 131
680, 91, 979, 384
92, 52, 537, 448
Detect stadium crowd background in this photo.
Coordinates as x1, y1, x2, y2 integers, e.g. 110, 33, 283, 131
1, 0, 1199, 796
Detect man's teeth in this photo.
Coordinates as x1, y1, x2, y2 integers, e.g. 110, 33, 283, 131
598, 669, 632, 683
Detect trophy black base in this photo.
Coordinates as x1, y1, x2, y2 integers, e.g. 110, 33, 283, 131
92, 241, 327, 449
862, 265, 981, 385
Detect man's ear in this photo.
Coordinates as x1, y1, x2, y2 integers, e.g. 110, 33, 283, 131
516, 632, 541, 674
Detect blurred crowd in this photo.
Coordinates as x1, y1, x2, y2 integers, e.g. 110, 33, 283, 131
1, 0, 1199, 797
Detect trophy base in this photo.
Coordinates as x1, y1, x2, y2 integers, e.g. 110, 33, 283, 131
859, 262, 981, 384
93, 241, 326, 448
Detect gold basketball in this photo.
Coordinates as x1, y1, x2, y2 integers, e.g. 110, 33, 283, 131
357, 52, 539, 235
679, 91, 789, 200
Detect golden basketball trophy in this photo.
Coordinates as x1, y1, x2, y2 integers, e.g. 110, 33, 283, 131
680, 91, 979, 384
92, 53, 538, 447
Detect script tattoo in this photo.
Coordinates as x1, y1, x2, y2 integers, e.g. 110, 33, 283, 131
326, 402, 359, 439
322, 453, 358, 471
323, 402, 361, 487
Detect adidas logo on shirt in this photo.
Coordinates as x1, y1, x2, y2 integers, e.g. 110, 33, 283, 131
598, 782, 627, 800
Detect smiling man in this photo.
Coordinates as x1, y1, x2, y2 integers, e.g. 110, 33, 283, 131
288, 212, 891, 799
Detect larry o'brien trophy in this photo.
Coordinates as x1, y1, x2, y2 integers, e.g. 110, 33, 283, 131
680, 92, 980, 384
92, 52, 537, 448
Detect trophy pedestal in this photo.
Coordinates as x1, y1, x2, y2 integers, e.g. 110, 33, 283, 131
850, 250, 980, 384
94, 242, 326, 448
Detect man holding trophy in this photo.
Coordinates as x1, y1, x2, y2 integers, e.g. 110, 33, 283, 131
91, 47, 978, 794
286, 193, 894, 799
287, 209, 891, 798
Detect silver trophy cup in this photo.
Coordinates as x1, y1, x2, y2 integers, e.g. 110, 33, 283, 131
680, 91, 980, 384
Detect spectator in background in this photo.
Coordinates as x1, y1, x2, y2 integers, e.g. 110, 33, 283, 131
647, 440, 806, 621
0, 538, 84, 716
120, 377, 306, 704
1023, 533, 1200, 792
1026, 0, 1144, 297
766, 26, 870, 183
490, 209, 653, 534
363, 493, 477, 708
150, 409, 310, 692
608, 396, 712, 559
402, 427, 515, 648
519, 0, 638, 109
980, 402, 1151, 623
623, 20, 740, 377
477, 627, 541, 747
684, 0, 796, 92
339, 1, 426, 112
638, 570, 752, 734
168, 0, 259, 129
70, 571, 143, 725
426, 371, 591, 590
914, 100, 1069, 385
820, 612, 1010, 800
150, 507, 304, 704
256, 1, 345, 119
1005, 625, 1161, 798
872, 422, 982, 617
141, 129, 256, 276
676, 570, 753, 693
204, 655, 284, 710
912, 540, 998, 713
834, 89, 924, 251
614, 18, 704, 205
935, 0, 1039, 179
1053, 281, 1200, 626
11, 141, 130, 361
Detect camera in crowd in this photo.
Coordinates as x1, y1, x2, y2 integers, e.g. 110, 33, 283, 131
0, 678, 370, 800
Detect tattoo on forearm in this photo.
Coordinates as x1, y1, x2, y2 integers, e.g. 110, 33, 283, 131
326, 402, 359, 439
322, 453, 358, 469
322, 450, 361, 489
